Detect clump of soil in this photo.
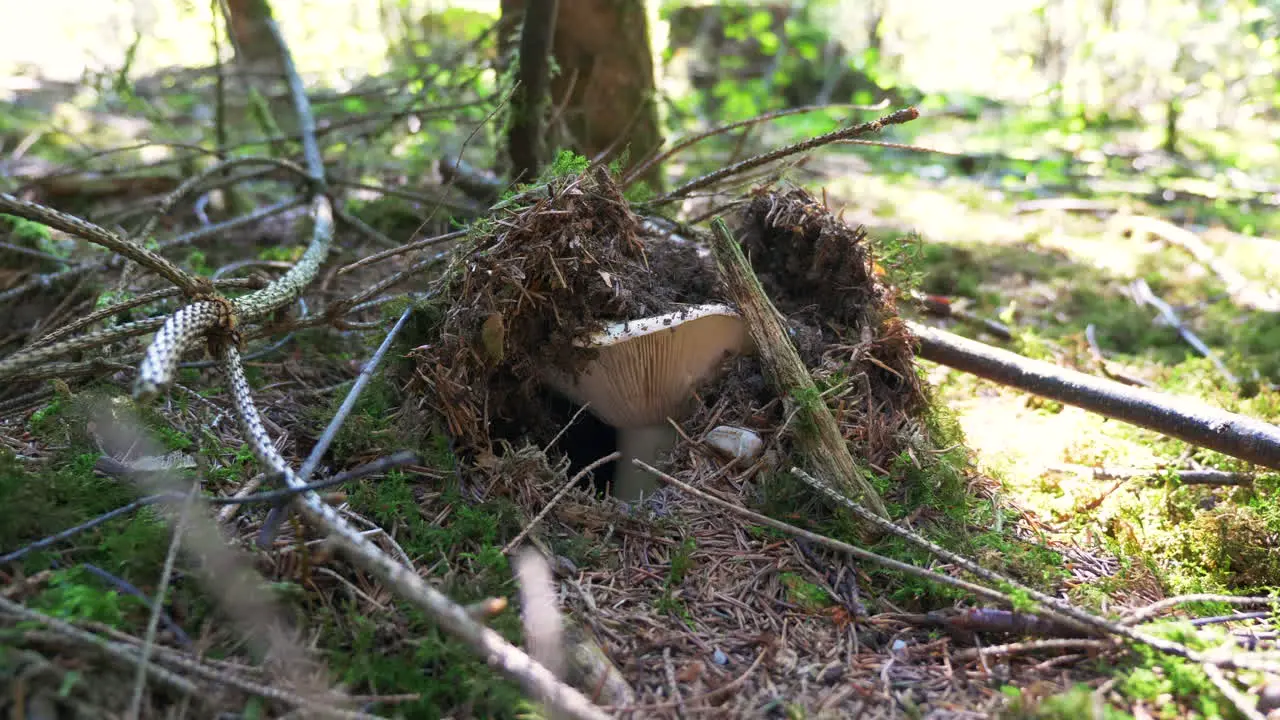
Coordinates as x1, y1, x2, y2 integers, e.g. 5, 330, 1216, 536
726, 185, 927, 467
408, 167, 720, 455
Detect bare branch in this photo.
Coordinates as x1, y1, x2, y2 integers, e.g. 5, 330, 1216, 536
909, 320, 1280, 469
650, 106, 919, 205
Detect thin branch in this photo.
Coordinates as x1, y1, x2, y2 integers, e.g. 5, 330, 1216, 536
30, 278, 259, 349
1048, 463, 1255, 487
337, 229, 467, 275
634, 461, 1021, 607
1203, 663, 1267, 720
502, 452, 620, 555
788, 467, 1280, 674
1124, 594, 1280, 625
1131, 278, 1238, 386
952, 638, 1118, 661
1, 452, 420, 564
131, 156, 314, 244
127, 477, 199, 718
0, 193, 205, 294
650, 106, 918, 204
257, 307, 413, 547
909, 320, 1280, 469
1119, 214, 1280, 312
624, 105, 888, 189
0, 595, 197, 695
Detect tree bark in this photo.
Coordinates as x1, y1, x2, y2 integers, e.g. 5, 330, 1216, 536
500, 0, 665, 191
220, 0, 283, 72
507, 0, 559, 183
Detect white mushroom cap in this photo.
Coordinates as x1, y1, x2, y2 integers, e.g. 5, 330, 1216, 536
543, 303, 753, 501
545, 304, 752, 429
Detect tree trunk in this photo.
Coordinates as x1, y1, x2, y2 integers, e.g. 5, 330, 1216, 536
500, 0, 665, 191
220, 0, 283, 72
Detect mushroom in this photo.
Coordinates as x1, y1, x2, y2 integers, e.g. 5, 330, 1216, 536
544, 304, 752, 501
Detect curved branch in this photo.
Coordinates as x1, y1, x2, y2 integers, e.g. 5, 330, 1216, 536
0, 193, 205, 294
219, 346, 608, 720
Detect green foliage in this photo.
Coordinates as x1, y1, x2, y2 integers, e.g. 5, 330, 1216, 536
331, 609, 529, 718
779, 572, 830, 612
317, 373, 398, 459
656, 536, 697, 621
548, 149, 590, 178
1, 214, 51, 245
999, 683, 1133, 719
29, 567, 144, 627
318, 442, 537, 717
186, 249, 214, 276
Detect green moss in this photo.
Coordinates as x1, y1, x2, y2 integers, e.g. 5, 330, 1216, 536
328, 609, 531, 718
548, 149, 589, 178
316, 444, 538, 717
779, 572, 830, 612
28, 567, 148, 628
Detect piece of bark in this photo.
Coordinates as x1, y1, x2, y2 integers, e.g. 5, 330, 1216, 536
910, 321, 1280, 469
708, 218, 889, 521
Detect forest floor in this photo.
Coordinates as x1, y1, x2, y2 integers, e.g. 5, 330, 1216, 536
5, 29, 1280, 720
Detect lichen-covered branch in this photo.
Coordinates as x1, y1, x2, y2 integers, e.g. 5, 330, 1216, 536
219, 346, 609, 720
132, 195, 333, 399
0, 193, 206, 294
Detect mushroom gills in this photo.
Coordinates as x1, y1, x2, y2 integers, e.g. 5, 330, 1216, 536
613, 424, 677, 501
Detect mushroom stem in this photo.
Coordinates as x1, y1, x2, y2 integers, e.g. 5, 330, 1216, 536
613, 424, 676, 501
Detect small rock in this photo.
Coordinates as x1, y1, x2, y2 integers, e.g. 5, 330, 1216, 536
705, 426, 764, 463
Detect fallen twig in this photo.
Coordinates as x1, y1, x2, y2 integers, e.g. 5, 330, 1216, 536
1124, 594, 1280, 625
256, 306, 413, 548
502, 452, 621, 555
0, 193, 205, 294
1047, 462, 1255, 487
908, 321, 1280, 469
911, 291, 1013, 341
221, 345, 609, 720
1130, 278, 1239, 386
952, 638, 1119, 661
788, 466, 1280, 675
0, 595, 198, 695
1116, 214, 1280, 312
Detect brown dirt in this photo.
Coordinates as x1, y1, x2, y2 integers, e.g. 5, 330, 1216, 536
730, 185, 929, 469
